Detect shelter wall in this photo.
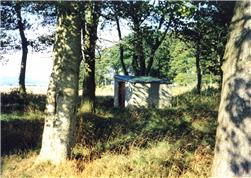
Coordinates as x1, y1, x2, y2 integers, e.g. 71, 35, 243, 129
125, 83, 171, 108
114, 79, 119, 107
114, 78, 171, 108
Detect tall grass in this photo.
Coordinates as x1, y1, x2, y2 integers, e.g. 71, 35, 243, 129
1, 87, 220, 177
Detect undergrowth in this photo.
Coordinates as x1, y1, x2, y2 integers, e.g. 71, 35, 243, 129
1, 87, 220, 177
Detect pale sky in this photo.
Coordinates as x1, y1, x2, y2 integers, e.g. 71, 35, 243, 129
0, 14, 130, 87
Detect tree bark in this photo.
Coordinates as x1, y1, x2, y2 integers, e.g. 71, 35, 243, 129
212, 1, 251, 177
115, 15, 128, 75
145, 17, 172, 76
15, 2, 28, 95
219, 66, 223, 91
132, 53, 140, 76
38, 2, 81, 164
81, 1, 100, 113
195, 41, 202, 94
138, 35, 145, 76
133, 23, 145, 76
145, 42, 160, 76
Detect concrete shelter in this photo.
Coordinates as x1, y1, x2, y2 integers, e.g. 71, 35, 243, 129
114, 75, 172, 108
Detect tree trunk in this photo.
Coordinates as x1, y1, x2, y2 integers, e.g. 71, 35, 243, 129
145, 26, 170, 76
38, 2, 81, 164
145, 44, 159, 76
138, 35, 145, 76
81, 2, 100, 113
195, 41, 202, 94
133, 30, 145, 76
132, 53, 140, 76
218, 50, 225, 91
15, 2, 28, 95
212, 1, 251, 177
145, 51, 155, 76
219, 67, 223, 90
115, 15, 128, 76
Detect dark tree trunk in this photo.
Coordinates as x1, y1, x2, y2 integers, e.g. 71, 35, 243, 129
195, 41, 202, 94
219, 68, 223, 90
132, 53, 140, 76
15, 2, 28, 94
38, 2, 81, 164
138, 46, 145, 76
145, 24, 170, 76
135, 39, 145, 76
145, 45, 159, 76
81, 2, 100, 113
219, 50, 225, 91
146, 56, 154, 76
115, 15, 128, 76
212, 1, 251, 177
137, 33, 145, 76
131, 18, 145, 76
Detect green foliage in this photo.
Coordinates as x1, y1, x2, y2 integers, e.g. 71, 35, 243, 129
99, 33, 197, 86
176, 1, 235, 88
95, 38, 133, 86
149, 36, 172, 78
96, 1, 232, 87
167, 37, 196, 85
101, 1, 196, 76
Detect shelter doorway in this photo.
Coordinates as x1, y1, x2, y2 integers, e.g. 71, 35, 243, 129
118, 82, 125, 108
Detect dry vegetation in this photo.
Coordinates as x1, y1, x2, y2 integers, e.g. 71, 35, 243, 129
1, 86, 220, 178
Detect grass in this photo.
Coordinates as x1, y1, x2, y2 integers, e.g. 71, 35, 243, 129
1, 86, 220, 177
96, 85, 114, 96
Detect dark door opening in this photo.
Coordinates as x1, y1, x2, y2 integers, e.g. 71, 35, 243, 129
118, 82, 125, 108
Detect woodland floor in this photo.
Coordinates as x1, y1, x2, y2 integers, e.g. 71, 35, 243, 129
1, 86, 220, 177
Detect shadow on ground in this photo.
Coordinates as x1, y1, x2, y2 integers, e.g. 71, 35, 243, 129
1, 89, 219, 161
1, 119, 44, 155
75, 89, 219, 162
1, 90, 46, 155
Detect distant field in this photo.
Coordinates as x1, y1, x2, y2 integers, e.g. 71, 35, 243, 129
0, 86, 47, 95
0, 85, 114, 96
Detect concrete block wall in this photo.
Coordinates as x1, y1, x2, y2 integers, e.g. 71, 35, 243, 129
114, 77, 171, 109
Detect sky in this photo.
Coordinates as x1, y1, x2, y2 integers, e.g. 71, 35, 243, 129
0, 11, 130, 87
0, 50, 53, 86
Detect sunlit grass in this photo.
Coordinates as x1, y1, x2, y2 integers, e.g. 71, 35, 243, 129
2, 141, 213, 178
96, 85, 114, 96
170, 84, 196, 96
1, 111, 44, 121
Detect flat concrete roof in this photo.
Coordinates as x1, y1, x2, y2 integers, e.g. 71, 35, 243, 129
114, 75, 171, 84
